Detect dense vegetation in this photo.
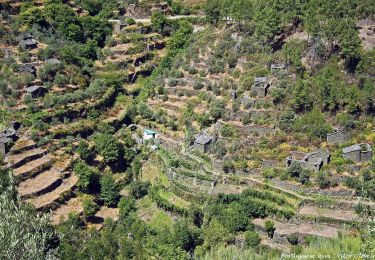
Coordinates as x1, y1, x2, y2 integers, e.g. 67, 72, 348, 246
0, 0, 374, 259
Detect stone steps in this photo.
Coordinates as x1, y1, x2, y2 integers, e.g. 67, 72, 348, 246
18, 168, 62, 199
51, 197, 83, 225
295, 205, 358, 225
5, 148, 47, 168
9, 139, 36, 155
13, 155, 53, 183
26, 174, 78, 211
259, 235, 290, 252
253, 218, 339, 245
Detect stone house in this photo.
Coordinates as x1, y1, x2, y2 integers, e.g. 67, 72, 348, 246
143, 129, 158, 142
25, 85, 47, 98
326, 128, 349, 145
0, 137, 12, 158
251, 77, 270, 97
21, 39, 38, 49
1, 127, 16, 140
192, 133, 215, 154
343, 143, 372, 163
286, 150, 330, 172
109, 20, 127, 34
0, 124, 18, 158
18, 33, 38, 50
18, 64, 37, 76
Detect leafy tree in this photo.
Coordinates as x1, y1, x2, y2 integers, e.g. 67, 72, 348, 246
82, 195, 98, 219
189, 205, 204, 227
54, 73, 69, 87
19, 7, 47, 27
203, 218, 232, 250
288, 162, 303, 179
74, 162, 100, 192
293, 108, 332, 139
271, 88, 287, 105
221, 203, 249, 232
118, 197, 136, 219
205, 0, 222, 25
100, 174, 120, 207
63, 23, 84, 42
77, 0, 103, 15
287, 233, 299, 245
80, 16, 111, 47
151, 12, 168, 34
93, 133, 123, 164
209, 99, 226, 121
291, 80, 313, 113
264, 220, 275, 238
167, 21, 193, 52
76, 140, 96, 162
283, 40, 304, 73
129, 181, 150, 199
317, 171, 331, 189
0, 169, 58, 259
278, 109, 295, 132
45, 3, 78, 31
172, 220, 202, 252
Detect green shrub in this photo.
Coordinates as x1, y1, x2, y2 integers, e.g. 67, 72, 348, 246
244, 231, 261, 248
100, 174, 120, 207
287, 233, 299, 245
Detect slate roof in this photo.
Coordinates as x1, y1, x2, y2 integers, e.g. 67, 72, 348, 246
343, 144, 362, 154
195, 134, 213, 145
1, 127, 16, 138
25, 85, 45, 93
0, 136, 12, 144
144, 129, 157, 135
21, 38, 37, 46
18, 64, 36, 73
17, 33, 32, 41
254, 77, 268, 87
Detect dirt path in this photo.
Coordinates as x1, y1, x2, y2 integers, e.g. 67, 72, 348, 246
133, 15, 205, 24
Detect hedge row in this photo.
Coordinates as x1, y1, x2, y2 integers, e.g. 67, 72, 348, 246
150, 186, 189, 217
175, 168, 214, 182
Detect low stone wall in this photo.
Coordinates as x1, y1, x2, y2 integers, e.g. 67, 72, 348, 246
271, 179, 354, 200
166, 169, 214, 187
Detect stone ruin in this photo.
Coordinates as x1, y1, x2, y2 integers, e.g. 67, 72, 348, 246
326, 128, 349, 145
18, 33, 38, 50
0, 121, 20, 158
192, 133, 216, 154
286, 150, 330, 172
343, 143, 372, 163
251, 77, 270, 97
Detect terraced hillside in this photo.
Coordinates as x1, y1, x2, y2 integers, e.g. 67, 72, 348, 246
0, 0, 374, 259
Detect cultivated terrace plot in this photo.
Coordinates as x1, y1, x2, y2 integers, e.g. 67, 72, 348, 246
0, 0, 374, 259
